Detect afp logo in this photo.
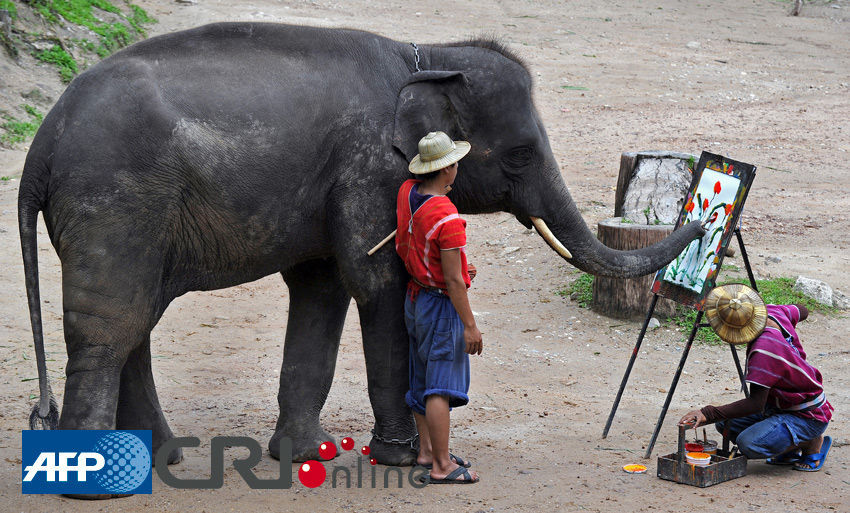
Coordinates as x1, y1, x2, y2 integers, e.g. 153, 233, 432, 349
22, 430, 152, 494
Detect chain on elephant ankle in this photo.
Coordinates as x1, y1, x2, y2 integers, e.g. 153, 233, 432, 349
371, 428, 419, 449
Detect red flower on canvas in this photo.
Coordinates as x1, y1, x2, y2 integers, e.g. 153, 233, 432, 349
702, 198, 709, 211
724, 204, 733, 216
714, 181, 722, 194
685, 201, 695, 213
709, 212, 718, 223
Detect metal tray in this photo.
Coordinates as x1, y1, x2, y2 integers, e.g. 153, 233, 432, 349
657, 425, 747, 487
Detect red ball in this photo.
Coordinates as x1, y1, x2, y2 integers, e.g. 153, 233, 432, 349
360, 445, 371, 456
318, 441, 337, 460
341, 437, 355, 451
369, 458, 377, 466
298, 460, 326, 488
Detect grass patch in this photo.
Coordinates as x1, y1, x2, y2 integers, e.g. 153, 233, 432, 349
668, 277, 838, 344
27, 0, 156, 80
1, 104, 44, 145
558, 272, 594, 308
0, 0, 17, 17
35, 44, 77, 82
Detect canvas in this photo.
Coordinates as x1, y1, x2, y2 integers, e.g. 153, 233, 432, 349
662, 168, 740, 292
651, 152, 757, 310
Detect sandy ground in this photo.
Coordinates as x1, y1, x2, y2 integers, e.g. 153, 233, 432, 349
1, 0, 849, 511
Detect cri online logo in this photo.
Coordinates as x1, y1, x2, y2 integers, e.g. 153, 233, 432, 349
299, 437, 374, 488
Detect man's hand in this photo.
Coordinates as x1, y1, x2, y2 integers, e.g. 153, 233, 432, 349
464, 325, 483, 355
678, 409, 707, 428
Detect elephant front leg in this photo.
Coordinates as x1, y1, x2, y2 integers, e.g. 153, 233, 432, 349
269, 258, 351, 461
358, 291, 418, 466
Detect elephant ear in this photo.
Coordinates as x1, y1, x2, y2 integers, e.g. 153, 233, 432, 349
392, 71, 469, 162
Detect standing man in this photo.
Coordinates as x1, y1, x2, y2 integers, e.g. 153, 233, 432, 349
396, 131, 482, 484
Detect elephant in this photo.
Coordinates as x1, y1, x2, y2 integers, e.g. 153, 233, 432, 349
18, 22, 704, 467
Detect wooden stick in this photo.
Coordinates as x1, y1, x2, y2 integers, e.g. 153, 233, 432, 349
367, 229, 397, 256
728, 447, 737, 460
367, 185, 450, 256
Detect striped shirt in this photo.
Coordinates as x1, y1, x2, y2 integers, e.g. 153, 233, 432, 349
745, 304, 833, 423
396, 179, 470, 291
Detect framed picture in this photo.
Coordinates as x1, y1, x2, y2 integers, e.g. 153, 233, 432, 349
651, 152, 756, 310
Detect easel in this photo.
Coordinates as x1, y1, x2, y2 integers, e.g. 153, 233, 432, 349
602, 228, 759, 459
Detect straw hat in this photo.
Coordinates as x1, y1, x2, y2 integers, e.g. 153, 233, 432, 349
408, 131, 471, 174
704, 284, 767, 344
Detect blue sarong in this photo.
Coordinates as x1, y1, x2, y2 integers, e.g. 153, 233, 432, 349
404, 287, 470, 415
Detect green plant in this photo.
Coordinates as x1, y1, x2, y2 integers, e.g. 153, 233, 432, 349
667, 277, 837, 344
1, 104, 44, 145
1, 176, 11, 181
27, 0, 156, 79
558, 272, 594, 308
35, 44, 77, 82
0, 0, 16, 17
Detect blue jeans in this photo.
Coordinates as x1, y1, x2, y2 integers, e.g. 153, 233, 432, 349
716, 410, 828, 459
404, 288, 470, 416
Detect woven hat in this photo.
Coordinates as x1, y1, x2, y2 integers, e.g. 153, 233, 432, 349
408, 131, 471, 174
704, 284, 767, 344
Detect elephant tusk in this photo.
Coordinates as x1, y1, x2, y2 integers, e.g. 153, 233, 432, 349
531, 217, 573, 260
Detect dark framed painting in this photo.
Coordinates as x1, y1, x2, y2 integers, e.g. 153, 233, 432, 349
651, 152, 756, 310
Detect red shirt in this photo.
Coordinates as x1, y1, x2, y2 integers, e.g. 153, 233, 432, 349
396, 179, 470, 291
746, 305, 833, 423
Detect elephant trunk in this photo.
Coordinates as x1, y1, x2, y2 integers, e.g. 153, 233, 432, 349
532, 178, 704, 278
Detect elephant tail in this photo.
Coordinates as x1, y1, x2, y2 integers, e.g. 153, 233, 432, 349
18, 152, 59, 430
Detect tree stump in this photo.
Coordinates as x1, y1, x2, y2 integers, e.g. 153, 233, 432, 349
591, 218, 678, 319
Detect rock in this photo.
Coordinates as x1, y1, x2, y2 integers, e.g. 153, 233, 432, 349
793, 276, 833, 306
175, 0, 196, 4
648, 317, 661, 330
765, 255, 782, 264
502, 246, 520, 255
686, 41, 701, 49
833, 290, 850, 310
621, 157, 692, 225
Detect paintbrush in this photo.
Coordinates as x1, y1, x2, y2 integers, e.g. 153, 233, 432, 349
728, 446, 738, 460
703, 428, 707, 443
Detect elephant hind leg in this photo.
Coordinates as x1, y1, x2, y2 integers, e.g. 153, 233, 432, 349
58, 260, 164, 431
270, 257, 350, 462
117, 335, 182, 465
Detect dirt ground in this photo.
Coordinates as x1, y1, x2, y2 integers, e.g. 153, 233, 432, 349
1, 0, 849, 511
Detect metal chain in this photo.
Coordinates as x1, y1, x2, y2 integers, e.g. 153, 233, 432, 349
409, 42, 421, 72
371, 428, 419, 449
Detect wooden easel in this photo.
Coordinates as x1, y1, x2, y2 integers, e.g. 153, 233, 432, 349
601, 228, 759, 459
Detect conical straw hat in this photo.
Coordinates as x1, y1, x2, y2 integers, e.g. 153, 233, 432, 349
408, 131, 471, 174
704, 284, 767, 344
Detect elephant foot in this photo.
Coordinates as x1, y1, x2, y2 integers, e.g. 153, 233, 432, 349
152, 441, 183, 466
62, 493, 133, 500
269, 426, 336, 462
116, 417, 182, 465
369, 437, 417, 466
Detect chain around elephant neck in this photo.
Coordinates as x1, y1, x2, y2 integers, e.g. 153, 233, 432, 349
372, 428, 419, 448
409, 42, 422, 72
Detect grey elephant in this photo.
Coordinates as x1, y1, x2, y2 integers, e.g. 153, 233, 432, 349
19, 23, 704, 467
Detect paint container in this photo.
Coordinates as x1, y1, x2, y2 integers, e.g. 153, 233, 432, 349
622, 464, 647, 474
701, 440, 718, 455
686, 452, 712, 466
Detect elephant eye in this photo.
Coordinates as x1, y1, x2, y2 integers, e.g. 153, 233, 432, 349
502, 146, 534, 168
